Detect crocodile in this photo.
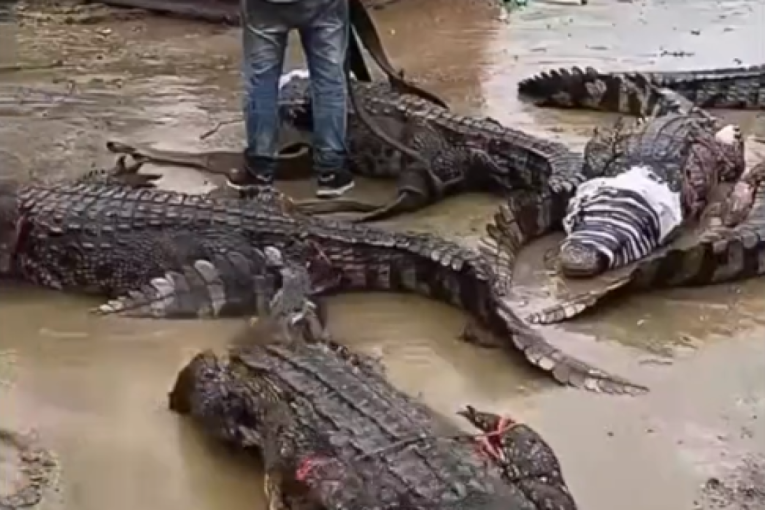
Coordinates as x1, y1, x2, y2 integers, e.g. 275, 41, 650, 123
0, 428, 60, 510
556, 112, 746, 278
524, 159, 765, 324
169, 325, 579, 509
0, 175, 646, 393
110, 71, 588, 223
518, 65, 765, 113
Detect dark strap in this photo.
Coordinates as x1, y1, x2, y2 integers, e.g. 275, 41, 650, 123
347, 25, 372, 82
347, 0, 448, 109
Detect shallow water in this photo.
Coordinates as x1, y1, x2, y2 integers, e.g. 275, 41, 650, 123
1, 0, 764, 509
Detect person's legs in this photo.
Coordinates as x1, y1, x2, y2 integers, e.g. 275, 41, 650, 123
231, 0, 289, 188
299, 0, 354, 198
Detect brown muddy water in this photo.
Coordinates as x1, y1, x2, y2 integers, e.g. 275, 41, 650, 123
1, 0, 765, 509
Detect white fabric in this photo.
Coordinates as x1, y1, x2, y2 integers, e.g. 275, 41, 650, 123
563, 165, 683, 245
278, 68, 357, 91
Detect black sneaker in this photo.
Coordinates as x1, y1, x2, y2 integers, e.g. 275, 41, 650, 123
227, 151, 275, 190
316, 172, 355, 199
226, 167, 273, 190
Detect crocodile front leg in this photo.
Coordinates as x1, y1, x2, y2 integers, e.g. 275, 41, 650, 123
458, 405, 578, 510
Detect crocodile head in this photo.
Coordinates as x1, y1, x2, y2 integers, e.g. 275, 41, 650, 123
558, 241, 607, 278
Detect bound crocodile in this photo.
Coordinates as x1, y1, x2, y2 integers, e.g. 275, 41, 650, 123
0, 428, 60, 510
505, 64, 765, 323
0, 170, 646, 393
555, 112, 746, 279
522, 159, 765, 324
518, 65, 765, 113
169, 322, 579, 509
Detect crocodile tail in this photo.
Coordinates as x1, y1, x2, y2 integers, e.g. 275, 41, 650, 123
480, 189, 570, 276
94, 233, 280, 319
617, 65, 765, 110
526, 276, 633, 325
518, 66, 695, 117
490, 295, 647, 394
478, 192, 647, 394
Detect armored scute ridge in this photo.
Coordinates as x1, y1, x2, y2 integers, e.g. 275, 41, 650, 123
517, 65, 765, 113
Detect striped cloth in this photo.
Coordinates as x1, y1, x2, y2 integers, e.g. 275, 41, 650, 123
562, 165, 683, 270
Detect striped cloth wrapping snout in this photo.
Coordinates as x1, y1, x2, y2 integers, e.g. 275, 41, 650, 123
561, 165, 683, 270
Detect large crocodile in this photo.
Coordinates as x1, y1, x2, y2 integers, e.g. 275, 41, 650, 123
507, 66, 765, 323
169, 321, 579, 509
522, 159, 765, 325
555, 111, 746, 278
518, 65, 765, 113
0, 173, 646, 393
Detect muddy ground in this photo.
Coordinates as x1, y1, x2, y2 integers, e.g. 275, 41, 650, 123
1, 0, 764, 509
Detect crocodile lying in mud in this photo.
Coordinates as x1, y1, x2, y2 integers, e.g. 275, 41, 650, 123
500, 65, 765, 324
0, 160, 646, 393
555, 113, 745, 278
169, 315, 579, 509
518, 64, 765, 113
523, 159, 765, 326
0, 428, 60, 510
110, 70, 587, 223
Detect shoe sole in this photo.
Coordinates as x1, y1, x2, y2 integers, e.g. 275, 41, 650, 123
226, 179, 272, 190
316, 180, 355, 199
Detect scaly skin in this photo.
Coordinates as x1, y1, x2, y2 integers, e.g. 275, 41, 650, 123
0, 181, 645, 394
503, 65, 754, 322
110, 75, 586, 222
518, 65, 765, 112
109, 74, 587, 222
280, 74, 589, 221
0, 428, 60, 510
169, 339, 579, 510
526, 160, 765, 324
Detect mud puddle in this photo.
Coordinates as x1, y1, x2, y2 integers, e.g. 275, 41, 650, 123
1, 1, 764, 509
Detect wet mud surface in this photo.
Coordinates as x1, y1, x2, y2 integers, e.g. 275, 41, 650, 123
1, 0, 764, 509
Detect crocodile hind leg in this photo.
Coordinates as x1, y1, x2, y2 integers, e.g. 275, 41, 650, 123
457, 405, 578, 510
91, 230, 291, 319
77, 154, 162, 188
295, 171, 432, 222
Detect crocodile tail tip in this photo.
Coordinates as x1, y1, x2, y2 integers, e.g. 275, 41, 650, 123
496, 307, 648, 396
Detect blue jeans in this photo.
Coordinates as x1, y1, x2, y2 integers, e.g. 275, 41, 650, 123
241, 0, 349, 178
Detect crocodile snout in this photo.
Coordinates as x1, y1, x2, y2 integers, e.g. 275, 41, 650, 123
558, 241, 608, 278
